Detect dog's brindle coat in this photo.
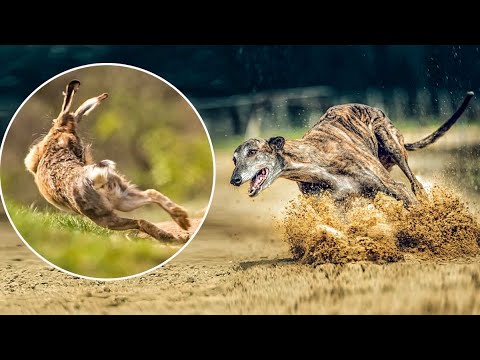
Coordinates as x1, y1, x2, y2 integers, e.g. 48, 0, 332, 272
231, 92, 474, 206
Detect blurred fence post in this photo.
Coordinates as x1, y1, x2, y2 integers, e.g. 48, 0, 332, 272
229, 107, 242, 135
391, 88, 408, 120
308, 99, 325, 127
416, 88, 432, 122
366, 88, 385, 111
244, 104, 263, 139
438, 90, 454, 119
272, 96, 290, 133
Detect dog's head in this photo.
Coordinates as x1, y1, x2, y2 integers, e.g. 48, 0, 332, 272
230, 136, 285, 197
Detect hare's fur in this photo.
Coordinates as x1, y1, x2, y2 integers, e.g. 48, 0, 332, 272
25, 80, 190, 243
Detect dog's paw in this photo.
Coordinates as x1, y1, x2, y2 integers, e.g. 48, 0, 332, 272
170, 206, 191, 230
416, 189, 429, 202
413, 184, 429, 202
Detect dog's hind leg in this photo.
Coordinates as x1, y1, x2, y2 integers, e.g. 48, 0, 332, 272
92, 213, 186, 243
374, 118, 427, 198
356, 160, 418, 206
114, 188, 190, 230
366, 176, 417, 207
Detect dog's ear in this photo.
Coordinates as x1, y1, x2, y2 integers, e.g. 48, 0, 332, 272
268, 136, 285, 151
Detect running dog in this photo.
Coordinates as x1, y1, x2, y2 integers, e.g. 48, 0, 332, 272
230, 92, 474, 206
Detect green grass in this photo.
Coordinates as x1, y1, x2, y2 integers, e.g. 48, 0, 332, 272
5, 201, 180, 279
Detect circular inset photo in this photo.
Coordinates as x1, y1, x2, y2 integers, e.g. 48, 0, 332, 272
0, 64, 215, 280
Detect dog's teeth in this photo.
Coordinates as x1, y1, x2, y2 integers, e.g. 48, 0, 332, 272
249, 168, 269, 196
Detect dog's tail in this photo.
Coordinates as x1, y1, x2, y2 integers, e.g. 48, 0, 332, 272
405, 91, 474, 151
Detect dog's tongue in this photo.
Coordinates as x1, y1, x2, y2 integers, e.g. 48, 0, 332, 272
253, 171, 266, 187
249, 168, 267, 195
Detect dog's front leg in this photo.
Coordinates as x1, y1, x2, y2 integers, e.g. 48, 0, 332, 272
297, 182, 328, 195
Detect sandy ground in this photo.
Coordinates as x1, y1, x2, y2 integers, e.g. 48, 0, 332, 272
1, 137, 480, 314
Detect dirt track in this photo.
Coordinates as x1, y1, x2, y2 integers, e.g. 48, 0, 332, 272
1, 144, 480, 314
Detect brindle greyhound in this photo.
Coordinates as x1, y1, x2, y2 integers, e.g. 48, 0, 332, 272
230, 92, 474, 206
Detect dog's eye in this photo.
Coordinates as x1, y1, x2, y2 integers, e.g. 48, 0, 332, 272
247, 149, 257, 157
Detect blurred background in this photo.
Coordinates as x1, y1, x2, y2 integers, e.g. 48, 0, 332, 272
0, 45, 479, 214
0, 46, 479, 308
1, 65, 213, 212
1, 45, 480, 139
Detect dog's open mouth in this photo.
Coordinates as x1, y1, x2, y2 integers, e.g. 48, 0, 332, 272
248, 168, 269, 197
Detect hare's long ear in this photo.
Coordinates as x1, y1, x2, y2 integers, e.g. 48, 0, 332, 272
60, 80, 81, 114
74, 93, 108, 123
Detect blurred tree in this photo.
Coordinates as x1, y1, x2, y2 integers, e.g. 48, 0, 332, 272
1, 45, 479, 131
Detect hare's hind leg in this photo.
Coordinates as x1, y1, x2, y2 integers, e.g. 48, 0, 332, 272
145, 189, 190, 230
93, 214, 186, 243
114, 188, 190, 230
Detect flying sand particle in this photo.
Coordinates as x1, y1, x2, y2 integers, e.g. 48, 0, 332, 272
282, 184, 480, 265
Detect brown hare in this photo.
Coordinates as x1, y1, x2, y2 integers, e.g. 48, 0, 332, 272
25, 80, 191, 243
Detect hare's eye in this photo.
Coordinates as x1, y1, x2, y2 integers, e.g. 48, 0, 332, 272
247, 149, 257, 157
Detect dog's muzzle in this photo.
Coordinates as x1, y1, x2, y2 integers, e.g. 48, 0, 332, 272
230, 174, 242, 186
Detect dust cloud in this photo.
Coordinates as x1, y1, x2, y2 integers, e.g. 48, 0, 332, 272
283, 185, 480, 264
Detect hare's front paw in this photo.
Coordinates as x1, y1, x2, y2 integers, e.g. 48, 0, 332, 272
170, 206, 191, 230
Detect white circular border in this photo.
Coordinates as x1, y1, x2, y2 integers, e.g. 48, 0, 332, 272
0, 63, 216, 282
